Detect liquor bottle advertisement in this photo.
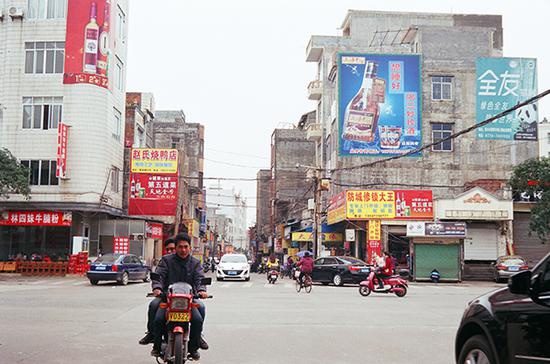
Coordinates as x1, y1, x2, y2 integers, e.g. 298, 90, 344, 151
338, 53, 422, 156
128, 173, 179, 216
64, 0, 113, 89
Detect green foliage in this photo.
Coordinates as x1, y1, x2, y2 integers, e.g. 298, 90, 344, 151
509, 157, 550, 240
0, 148, 30, 198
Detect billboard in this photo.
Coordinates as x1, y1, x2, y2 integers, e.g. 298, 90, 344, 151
64, 0, 113, 89
367, 220, 382, 265
476, 58, 538, 140
131, 149, 179, 174
128, 174, 178, 216
0, 211, 72, 226
338, 54, 422, 156
113, 237, 130, 254
327, 191, 347, 225
406, 222, 467, 238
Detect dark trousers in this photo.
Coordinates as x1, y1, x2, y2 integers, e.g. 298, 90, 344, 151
148, 299, 205, 334
153, 304, 204, 352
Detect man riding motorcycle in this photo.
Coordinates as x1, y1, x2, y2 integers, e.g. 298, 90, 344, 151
151, 233, 209, 360
266, 255, 280, 273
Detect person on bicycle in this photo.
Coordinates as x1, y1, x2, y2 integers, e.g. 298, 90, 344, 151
296, 252, 314, 284
286, 256, 295, 278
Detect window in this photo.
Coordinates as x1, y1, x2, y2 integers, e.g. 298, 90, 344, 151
25, 42, 64, 74
20, 160, 58, 186
117, 6, 126, 42
171, 137, 180, 149
135, 127, 145, 148
113, 108, 122, 140
432, 76, 453, 100
111, 167, 120, 192
432, 123, 453, 152
22, 97, 63, 130
547, 132, 550, 144
28, 0, 67, 19
115, 57, 124, 91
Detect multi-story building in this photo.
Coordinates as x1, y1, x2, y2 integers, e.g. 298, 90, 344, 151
255, 169, 271, 253
0, 0, 130, 259
305, 10, 540, 279
206, 184, 248, 250
538, 117, 550, 158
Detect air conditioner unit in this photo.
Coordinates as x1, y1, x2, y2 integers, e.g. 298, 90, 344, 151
8, 7, 24, 19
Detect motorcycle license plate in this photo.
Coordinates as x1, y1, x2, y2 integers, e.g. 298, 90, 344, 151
168, 312, 190, 322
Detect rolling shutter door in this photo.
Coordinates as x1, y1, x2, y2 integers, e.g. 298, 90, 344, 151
414, 244, 460, 281
464, 223, 498, 261
513, 212, 550, 267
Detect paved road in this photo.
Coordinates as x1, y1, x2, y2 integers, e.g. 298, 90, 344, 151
0, 273, 504, 364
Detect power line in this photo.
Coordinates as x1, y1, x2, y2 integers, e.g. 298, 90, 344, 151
206, 147, 269, 160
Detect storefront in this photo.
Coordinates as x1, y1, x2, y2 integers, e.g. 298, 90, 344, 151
290, 229, 344, 257
513, 204, 550, 267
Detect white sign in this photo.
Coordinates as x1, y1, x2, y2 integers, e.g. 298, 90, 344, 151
345, 229, 356, 241
406, 222, 426, 237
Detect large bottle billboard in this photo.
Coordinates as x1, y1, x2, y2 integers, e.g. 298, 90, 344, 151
64, 0, 112, 89
338, 53, 422, 156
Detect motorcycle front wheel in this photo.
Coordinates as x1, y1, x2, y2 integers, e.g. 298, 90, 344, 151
174, 332, 184, 364
359, 285, 371, 297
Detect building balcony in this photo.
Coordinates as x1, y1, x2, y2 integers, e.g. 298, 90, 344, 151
306, 123, 323, 141
307, 80, 322, 100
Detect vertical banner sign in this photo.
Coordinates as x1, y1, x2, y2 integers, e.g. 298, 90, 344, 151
367, 220, 382, 265
56, 123, 69, 178
64, 0, 113, 89
145, 222, 163, 239
338, 54, 422, 156
113, 237, 130, 254
476, 58, 538, 140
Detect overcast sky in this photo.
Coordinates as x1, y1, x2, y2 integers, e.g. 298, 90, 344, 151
126, 0, 550, 226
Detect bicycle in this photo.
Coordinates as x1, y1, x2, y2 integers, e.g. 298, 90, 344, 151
295, 272, 312, 293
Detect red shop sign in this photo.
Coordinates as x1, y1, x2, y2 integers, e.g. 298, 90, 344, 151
0, 211, 72, 226
394, 190, 433, 220
113, 237, 130, 254
56, 122, 69, 178
128, 173, 178, 216
146, 222, 163, 239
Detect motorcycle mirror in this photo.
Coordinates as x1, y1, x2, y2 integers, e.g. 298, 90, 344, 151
150, 272, 160, 281
201, 277, 212, 286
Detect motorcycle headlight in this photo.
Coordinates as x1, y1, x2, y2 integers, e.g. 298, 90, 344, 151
171, 297, 189, 310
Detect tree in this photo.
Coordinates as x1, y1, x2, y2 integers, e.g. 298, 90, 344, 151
0, 148, 30, 198
509, 157, 550, 240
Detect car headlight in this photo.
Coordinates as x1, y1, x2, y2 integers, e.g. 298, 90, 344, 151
171, 297, 189, 310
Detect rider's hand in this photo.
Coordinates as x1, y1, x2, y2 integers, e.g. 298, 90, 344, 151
198, 291, 208, 299
153, 288, 162, 297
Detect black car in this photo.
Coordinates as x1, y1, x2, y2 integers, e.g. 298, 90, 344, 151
87, 253, 151, 285
311, 256, 372, 286
455, 252, 550, 364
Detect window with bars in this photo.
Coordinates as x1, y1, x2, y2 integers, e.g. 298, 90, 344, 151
25, 42, 65, 74
431, 76, 453, 101
431, 123, 453, 152
22, 97, 63, 130
27, 0, 67, 19
20, 160, 58, 186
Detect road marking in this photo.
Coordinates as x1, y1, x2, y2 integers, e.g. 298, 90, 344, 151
28, 280, 49, 285
51, 280, 72, 285
221, 283, 231, 288
263, 283, 273, 288
72, 281, 88, 286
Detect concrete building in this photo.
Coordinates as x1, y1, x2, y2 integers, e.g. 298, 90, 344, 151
255, 169, 271, 253
538, 118, 550, 158
305, 10, 539, 279
0, 0, 130, 259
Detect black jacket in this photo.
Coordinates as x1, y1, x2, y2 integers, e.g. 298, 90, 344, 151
152, 253, 206, 293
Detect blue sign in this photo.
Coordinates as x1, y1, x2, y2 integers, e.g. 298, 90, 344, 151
338, 54, 422, 156
476, 58, 538, 140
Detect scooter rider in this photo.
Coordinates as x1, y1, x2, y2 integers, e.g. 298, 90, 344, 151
375, 251, 394, 290
296, 252, 314, 284
151, 233, 209, 360
266, 254, 280, 273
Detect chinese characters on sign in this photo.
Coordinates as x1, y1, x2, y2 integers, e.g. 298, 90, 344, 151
56, 123, 69, 178
406, 222, 467, 238
327, 191, 347, 225
0, 211, 72, 226
128, 174, 178, 216
367, 220, 382, 265
146, 222, 163, 239
290, 233, 344, 242
131, 149, 179, 174
346, 190, 396, 219
113, 237, 130, 254
394, 190, 433, 219
339, 53, 422, 156
476, 58, 538, 140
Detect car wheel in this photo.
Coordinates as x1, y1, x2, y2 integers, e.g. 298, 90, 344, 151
89, 279, 98, 285
118, 272, 129, 286
143, 271, 150, 283
332, 274, 343, 286
217, 277, 223, 281
245, 277, 250, 282
458, 335, 495, 364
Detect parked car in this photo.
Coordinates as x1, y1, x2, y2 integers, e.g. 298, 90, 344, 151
311, 256, 372, 286
491, 255, 529, 282
86, 253, 150, 285
455, 252, 550, 364
216, 253, 250, 281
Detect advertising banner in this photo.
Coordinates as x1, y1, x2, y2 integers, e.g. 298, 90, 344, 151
367, 220, 382, 265
131, 149, 179, 174
64, 0, 113, 89
476, 58, 538, 140
344, 189, 433, 220
394, 190, 433, 219
407, 222, 467, 238
338, 53, 422, 156
0, 211, 72, 226
113, 237, 130, 254
327, 191, 347, 225
145, 222, 163, 239
56, 123, 69, 178
291, 232, 343, 242
128, 174, 178, 216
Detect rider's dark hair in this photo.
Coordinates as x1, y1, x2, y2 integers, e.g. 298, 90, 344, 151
174, 233, 191, 245
164, 237, 175, 247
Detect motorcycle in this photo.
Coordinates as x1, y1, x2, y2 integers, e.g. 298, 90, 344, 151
202, 261, 211, 273
358, 271, 408, 297
267, 269, 279, 284
147, 273, 213, 364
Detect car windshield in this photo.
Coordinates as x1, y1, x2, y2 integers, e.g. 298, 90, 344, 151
339, 257, 366, 265
221, 255, 247, 263
94, 254, 120, 263
500, 258, 525, 266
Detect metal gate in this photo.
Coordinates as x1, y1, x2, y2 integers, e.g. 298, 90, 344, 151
513, 212, 550, 267
414, 243, 461, 281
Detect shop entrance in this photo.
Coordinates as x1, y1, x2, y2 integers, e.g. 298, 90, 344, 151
388, 233, 410, 268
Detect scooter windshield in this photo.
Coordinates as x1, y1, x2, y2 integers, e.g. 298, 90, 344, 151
169, 282, 193, 294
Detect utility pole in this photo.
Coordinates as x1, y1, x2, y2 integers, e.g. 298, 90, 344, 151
312, 174, 320, 259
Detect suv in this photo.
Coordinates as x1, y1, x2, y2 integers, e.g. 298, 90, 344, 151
455, 252, 550, 363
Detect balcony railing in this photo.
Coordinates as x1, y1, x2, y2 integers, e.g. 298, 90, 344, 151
307, 80, 322, 100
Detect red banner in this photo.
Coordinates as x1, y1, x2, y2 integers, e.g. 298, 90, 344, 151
128, 173, 178, 216
0, 211, 72, 226
64, 0, 112, 89
113, 237, 129, 254
367, 220, 382, 265
56, 123, 69, 178
146, 222, 163, 239
394, 190, 433, 219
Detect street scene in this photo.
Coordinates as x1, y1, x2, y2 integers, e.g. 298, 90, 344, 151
1, 0, 550, 363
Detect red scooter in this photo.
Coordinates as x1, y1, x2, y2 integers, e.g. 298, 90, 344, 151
359, 271, 408, 297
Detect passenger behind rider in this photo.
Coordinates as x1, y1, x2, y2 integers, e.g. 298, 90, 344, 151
375, 251, 394, 290
296, 252, 314, 284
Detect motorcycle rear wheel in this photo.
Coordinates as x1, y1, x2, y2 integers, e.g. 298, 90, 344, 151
395, 285, 407, 297
174, 332, 184, 364
359, 285, 371, 297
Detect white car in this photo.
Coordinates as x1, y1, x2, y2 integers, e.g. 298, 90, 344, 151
216, 254, 250, 281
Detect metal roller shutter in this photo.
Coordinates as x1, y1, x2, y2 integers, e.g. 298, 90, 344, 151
464, 222, 498, 261
414, 244, 460, 281
513, 212, 550, 267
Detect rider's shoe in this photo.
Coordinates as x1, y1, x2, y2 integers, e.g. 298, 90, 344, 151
200, 335, 209, 350
139, 332, 154, 345
150, 347, 161, 357
188, 350, 200, 360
